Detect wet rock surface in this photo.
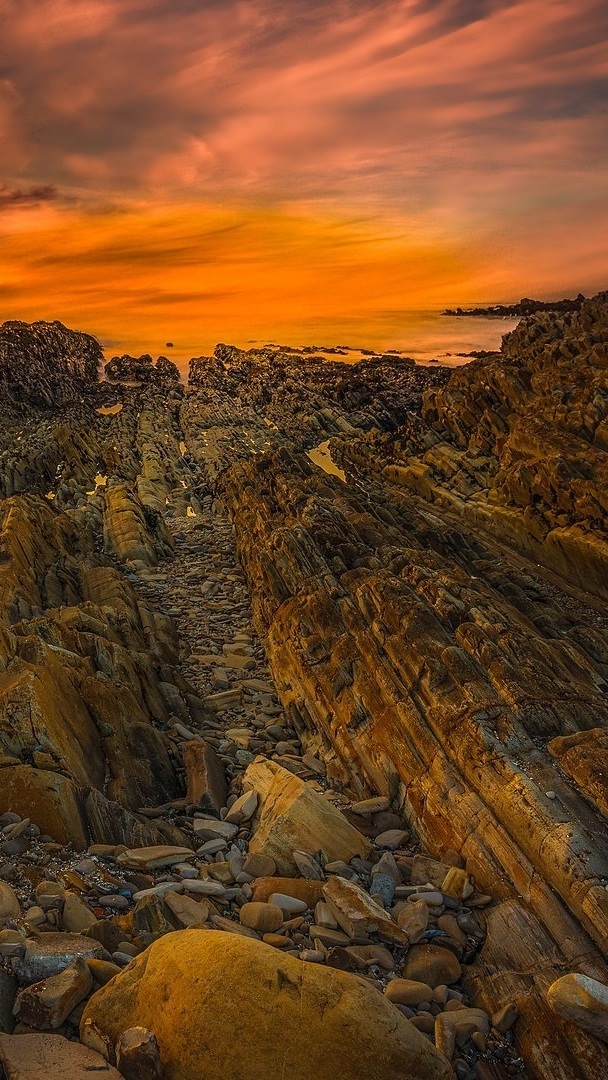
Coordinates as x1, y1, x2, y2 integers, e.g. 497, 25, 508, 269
0, 302, 607, 1077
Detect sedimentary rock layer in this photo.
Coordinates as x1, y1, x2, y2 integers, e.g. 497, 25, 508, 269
216, 296, 608, 1078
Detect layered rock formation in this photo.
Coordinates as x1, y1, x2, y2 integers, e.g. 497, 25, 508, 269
0, 322, 203, 849
217, 294, 608, 1078
1, 299, 608, 1078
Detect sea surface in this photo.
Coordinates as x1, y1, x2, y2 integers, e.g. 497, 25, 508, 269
100, 309, 521, 373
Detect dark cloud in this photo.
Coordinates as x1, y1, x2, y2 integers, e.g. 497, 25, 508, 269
0, 183, 57, 208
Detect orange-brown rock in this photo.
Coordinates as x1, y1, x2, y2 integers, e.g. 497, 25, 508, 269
82, 930, 452, 1080
244, 757, 371, 874
251, 877, 325, 907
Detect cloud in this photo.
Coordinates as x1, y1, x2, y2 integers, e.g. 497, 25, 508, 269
1, 0, 605, 211
0, 0, 606, 340
0, 183, 57, 209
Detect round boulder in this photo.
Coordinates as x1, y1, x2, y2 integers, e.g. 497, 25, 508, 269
81, 929, 451, 1080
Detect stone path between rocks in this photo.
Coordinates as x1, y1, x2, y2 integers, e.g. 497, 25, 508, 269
135, 502, 296, 788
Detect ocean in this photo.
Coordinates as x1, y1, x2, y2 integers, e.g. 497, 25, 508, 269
100, 309, 521, 372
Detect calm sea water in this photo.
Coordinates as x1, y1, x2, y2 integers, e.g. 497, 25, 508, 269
101, 310, 521, 373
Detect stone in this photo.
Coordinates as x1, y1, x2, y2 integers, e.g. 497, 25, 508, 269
242, 851, 276, 876
323, 876, 410, 947
62, 894, 97, 933
0, 931, 24, 960
192, 819, 238, 842
183, 879, 225, 897
244, 758, 371, 874
434, 1007, 490, 1060
293, 850, 325, 880
242, 853, 276, 878
13, 935, 106, 985
437, 914, 466, 949
183, 741, 227, 814
116, 847, 196, 870
547, 974, 608, 1043
224, 790, 258, 825
396, 899, 429, 943
261, 932, 288, 948
492, 1002, 519, 1033
81, 930, 452, 1080
35, 881, 66, 911
351, 797, 391, 816
269, 894, 309, 915
403, 946, 462, 988
375, 830, 409, 850
87, 959, 122, 986
314, 901, 338, 929
116, 1027, 163, 1080
239, 902, 284, 933
385, 979, 435, 1006
0, 1031, 122, 1078
163, 892, 211, 928
13, 958, 93, 1030
0, 884, 20, 927
251, 877, 325, 908
441, 867, 470, 900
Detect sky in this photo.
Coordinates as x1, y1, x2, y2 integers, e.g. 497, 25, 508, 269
0, 0, 607, 356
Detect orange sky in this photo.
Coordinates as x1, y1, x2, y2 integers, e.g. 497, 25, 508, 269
1, 0, 607, 355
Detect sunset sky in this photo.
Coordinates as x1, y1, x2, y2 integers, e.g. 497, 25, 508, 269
0, 0, 607, 355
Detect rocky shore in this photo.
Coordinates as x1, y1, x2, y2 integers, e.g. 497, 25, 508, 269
442, 295, 585, 319
0, 297, 607, 1078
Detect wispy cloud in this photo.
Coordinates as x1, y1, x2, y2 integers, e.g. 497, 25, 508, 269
0, 0, 606, 338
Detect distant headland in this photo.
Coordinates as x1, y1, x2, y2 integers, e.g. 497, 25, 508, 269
442, 293, 586, 317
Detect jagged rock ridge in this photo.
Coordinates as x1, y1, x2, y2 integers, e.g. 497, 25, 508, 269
0, 320, 102, 408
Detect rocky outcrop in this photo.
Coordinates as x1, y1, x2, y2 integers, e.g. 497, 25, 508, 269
443, 294, 585, 318
2, 304, 608, 1078
216, 294, 608, 1079
0, 320, 102, 408
392, 292, 608, 596
105, 353, 180, 385
0, 373, 208, 849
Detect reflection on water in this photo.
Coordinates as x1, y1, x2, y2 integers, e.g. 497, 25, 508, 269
100, 310, 520, 375
307, 440, 347, 482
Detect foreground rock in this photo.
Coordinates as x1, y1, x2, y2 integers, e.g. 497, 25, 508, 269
82, 929, 452, 1080
0, 1031, 122, 1078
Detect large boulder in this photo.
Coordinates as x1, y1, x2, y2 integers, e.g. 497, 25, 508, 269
547, 973, 608, 1043
81, 929, 451, 1080
244, 757, 371, 874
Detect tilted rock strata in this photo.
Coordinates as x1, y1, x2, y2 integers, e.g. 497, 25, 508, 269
1, 306, 608, 1077
213, 295, 608, 1078
0, 326, 209, 848
375, 292, 608, 597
